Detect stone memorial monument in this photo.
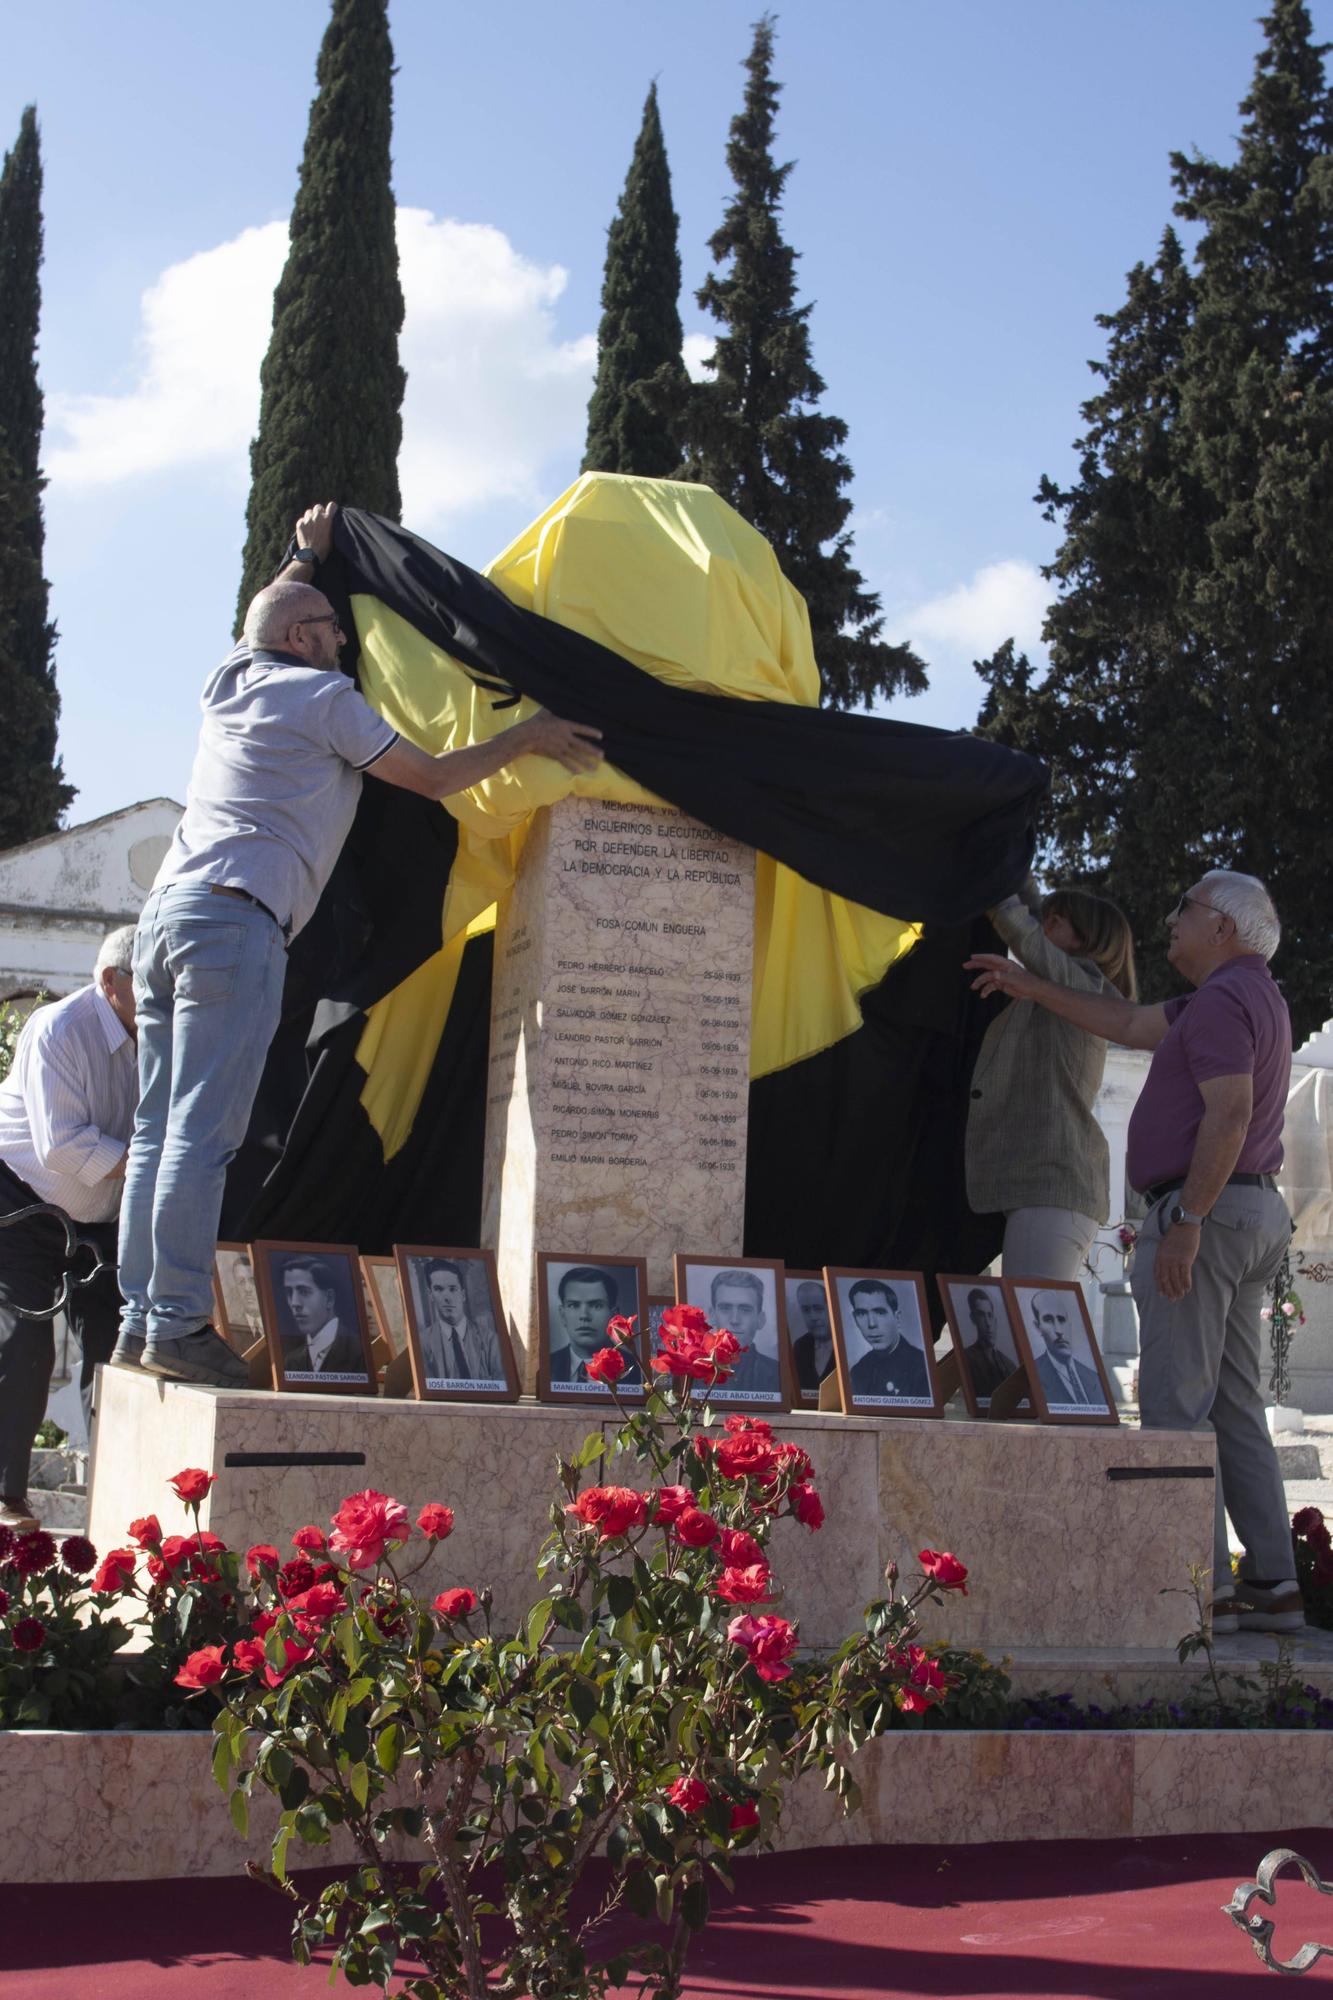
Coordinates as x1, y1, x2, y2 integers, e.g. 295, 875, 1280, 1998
481, 796, 755, 1386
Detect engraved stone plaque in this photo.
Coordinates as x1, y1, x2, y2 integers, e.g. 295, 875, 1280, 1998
481, 796, 755, 1389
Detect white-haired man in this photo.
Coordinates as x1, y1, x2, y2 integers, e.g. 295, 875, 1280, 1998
0, 928, 138, 1530
967, 870, 1299, 1633
113, 502, 602, 1389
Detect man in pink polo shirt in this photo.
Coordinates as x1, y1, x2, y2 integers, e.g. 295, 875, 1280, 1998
966, 870, 1298, 1635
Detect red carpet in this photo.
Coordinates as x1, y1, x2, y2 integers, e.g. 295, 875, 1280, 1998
4, 1833, 1332, 1996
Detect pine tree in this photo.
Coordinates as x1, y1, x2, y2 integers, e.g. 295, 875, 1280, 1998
0, 106, 72, 846
978, 1, 1333, 1039
235, 0, 405, 627
679, 17, 925, 708
583, 84, 688, 477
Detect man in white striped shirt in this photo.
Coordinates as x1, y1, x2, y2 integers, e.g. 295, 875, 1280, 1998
0, 928, 138, 1531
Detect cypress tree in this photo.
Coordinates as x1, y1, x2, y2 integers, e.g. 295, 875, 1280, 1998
680, 17, 926, 708
583, 84, 688, 477
0, 106, 72, 846
978, 2, 1333, 1039
236, 0, 405, 627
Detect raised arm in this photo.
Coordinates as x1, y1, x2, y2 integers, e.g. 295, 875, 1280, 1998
988, 894, 1106, 993
368, 711, 603, 800
964, 950, 1170, 1050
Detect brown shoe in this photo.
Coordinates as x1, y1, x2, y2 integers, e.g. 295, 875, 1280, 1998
0, 1497, 40, 1533
1233, 1579, 1305, 1633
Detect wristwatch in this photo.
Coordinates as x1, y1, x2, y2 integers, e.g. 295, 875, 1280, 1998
289, 544, 319, 568
1168, 1202, 1205, 1228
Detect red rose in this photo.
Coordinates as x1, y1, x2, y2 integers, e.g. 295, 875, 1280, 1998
169, 1468, 215, 1505
1293, 1506, 1326, 1539
717, 1528, 764, 1568
654, 1485, 693, 1525
667, 1776, 710, 1814
790, 1482, 825, 1531
261, 1636, 315, 1687
729, 1800, 760, 1832
565, 1485, 649, 1540
650, 1310, 742, 1383
329, 1489, 410, 1569
433, 1587, 478, 1620
723, 1414, 773, 1437
128, 1515, 162, 1548
231, 1638, 267, 1674
674, 1507, 720, 1549
585, 1346, 627, 1386
919, 1549, 968, 1594
713, 1563, 773, 1604
897, 1687, 931, 1714
291, 1524, 327, 1553
278, 1557, 316, 1596
416, 1504, 455, 1541
12, 1616, 46, 1652
174, 1644, 227, 1690
245, 1543, 280, 1579
60, 1535, 97, 1576
660, 1303, 711, 1340
606, 1314, 638, 1345
726, 1612, 797, 1682
11, 1531, 57, 1576
252, 1609, 280, 1637
712, 1431, 780, 1484
91, 1548, 136, 1595
0, 1526, 15, 1562
285, 1581, 345, 1623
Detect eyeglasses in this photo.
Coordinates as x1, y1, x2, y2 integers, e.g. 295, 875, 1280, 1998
297, 613, 342, 633
1167, 893, 1213, 923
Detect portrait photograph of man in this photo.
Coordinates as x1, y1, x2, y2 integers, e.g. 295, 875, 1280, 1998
538, 1254, 647, 1401
397, 1246, 515, 1401
675, 1256, 789, 1409
212, 1243, 265, 1356
941, 1276, 1025, 1416
827, 1269, 939, 1415
253, 1240, 374, 1393
1007, 1279, 1117, 1424
361, 1256, 408, 1358
785, 1272, 835, 1404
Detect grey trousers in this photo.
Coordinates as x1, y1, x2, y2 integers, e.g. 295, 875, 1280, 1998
1131, 1182, 1293, 1588
1002, 1206, 1100, 1282
0, 1163, 121, 1501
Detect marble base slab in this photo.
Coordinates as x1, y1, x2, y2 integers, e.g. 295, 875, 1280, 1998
8, 1723, 1330, 1882
91, 1369, 1216, 1654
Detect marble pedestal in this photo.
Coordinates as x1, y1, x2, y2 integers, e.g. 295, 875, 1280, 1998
90, 1368, 1216, 1653
481, 798, 754, 1389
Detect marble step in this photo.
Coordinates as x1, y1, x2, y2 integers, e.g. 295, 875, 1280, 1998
37, 1485, 89, 1534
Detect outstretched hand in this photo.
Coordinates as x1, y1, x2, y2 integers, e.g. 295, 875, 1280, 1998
964, 951, 1041, 1002
520, 710, 604, 775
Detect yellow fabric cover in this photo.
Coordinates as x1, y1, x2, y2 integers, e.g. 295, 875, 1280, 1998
351, 474, 919, 1155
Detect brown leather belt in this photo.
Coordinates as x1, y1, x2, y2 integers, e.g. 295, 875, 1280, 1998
208, 882, 286, 936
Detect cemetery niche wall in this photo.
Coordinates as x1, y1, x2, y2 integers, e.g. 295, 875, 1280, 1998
219, 473, 1045, 1301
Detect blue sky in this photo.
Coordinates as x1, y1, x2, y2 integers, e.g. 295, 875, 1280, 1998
5, 1, 1325, 826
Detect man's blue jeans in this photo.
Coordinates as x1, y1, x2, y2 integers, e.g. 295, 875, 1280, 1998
118, 884, 287, 1342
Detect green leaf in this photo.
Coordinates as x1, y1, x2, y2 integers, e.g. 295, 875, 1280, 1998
211, 1733, 234, 1793
279, 1766, 310, 1812
229, 1787, 249, 1838
574, 1431, 607, 1469
681, 1877, 710, 1931
654, 1872, 674, 1924
348, 1762, 370, 1810
272, 1821, 292, 1883
606, 1574, 636, 1621
625, 1867, 654, 1918
526, 1597, 554, 1654
294, 1802, 331, 1847
264, 1742, 293, 1789
375, 1723, 402, 1776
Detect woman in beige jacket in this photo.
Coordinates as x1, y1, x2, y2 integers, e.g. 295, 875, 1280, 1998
966, 885, 1137, 1279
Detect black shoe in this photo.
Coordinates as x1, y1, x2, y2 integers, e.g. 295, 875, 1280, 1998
141, 1325, 251, 1388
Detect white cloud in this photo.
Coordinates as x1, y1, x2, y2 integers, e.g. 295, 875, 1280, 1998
905, 557, 1049, 661
682, 332, 715, 382
46, 208, 596, 533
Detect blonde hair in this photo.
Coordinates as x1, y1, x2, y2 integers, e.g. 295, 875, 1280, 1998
1041, 888, 1138, 1000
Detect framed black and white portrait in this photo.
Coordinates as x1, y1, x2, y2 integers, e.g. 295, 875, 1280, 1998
212, 1242, 266, 1360
672, 1254, 791, 1410
252, 1240, 376, 1395
938, 1273, 1028, 1418
360, 1255, 408, 1360
395, 1245, 518, 1402
1004, 1278, 1118, 1426
827, 1268, 940, 1417
537, 1253, 648, 1402
784, 1270, 835, 1406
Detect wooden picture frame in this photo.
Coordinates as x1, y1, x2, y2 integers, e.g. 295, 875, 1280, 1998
536, 1252, 650, 1404
937, 1272, 1031, 1419
359, 1255, 407, 1396
394, 1246, 519, 1403
252, 1240, 377, 1396
211, 1243, 274, 1389
1002, 1277, 1120, 1426
784, 1269, 836, 1407
672, 1254, 792, 1411
826, 1268, 941, 1418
